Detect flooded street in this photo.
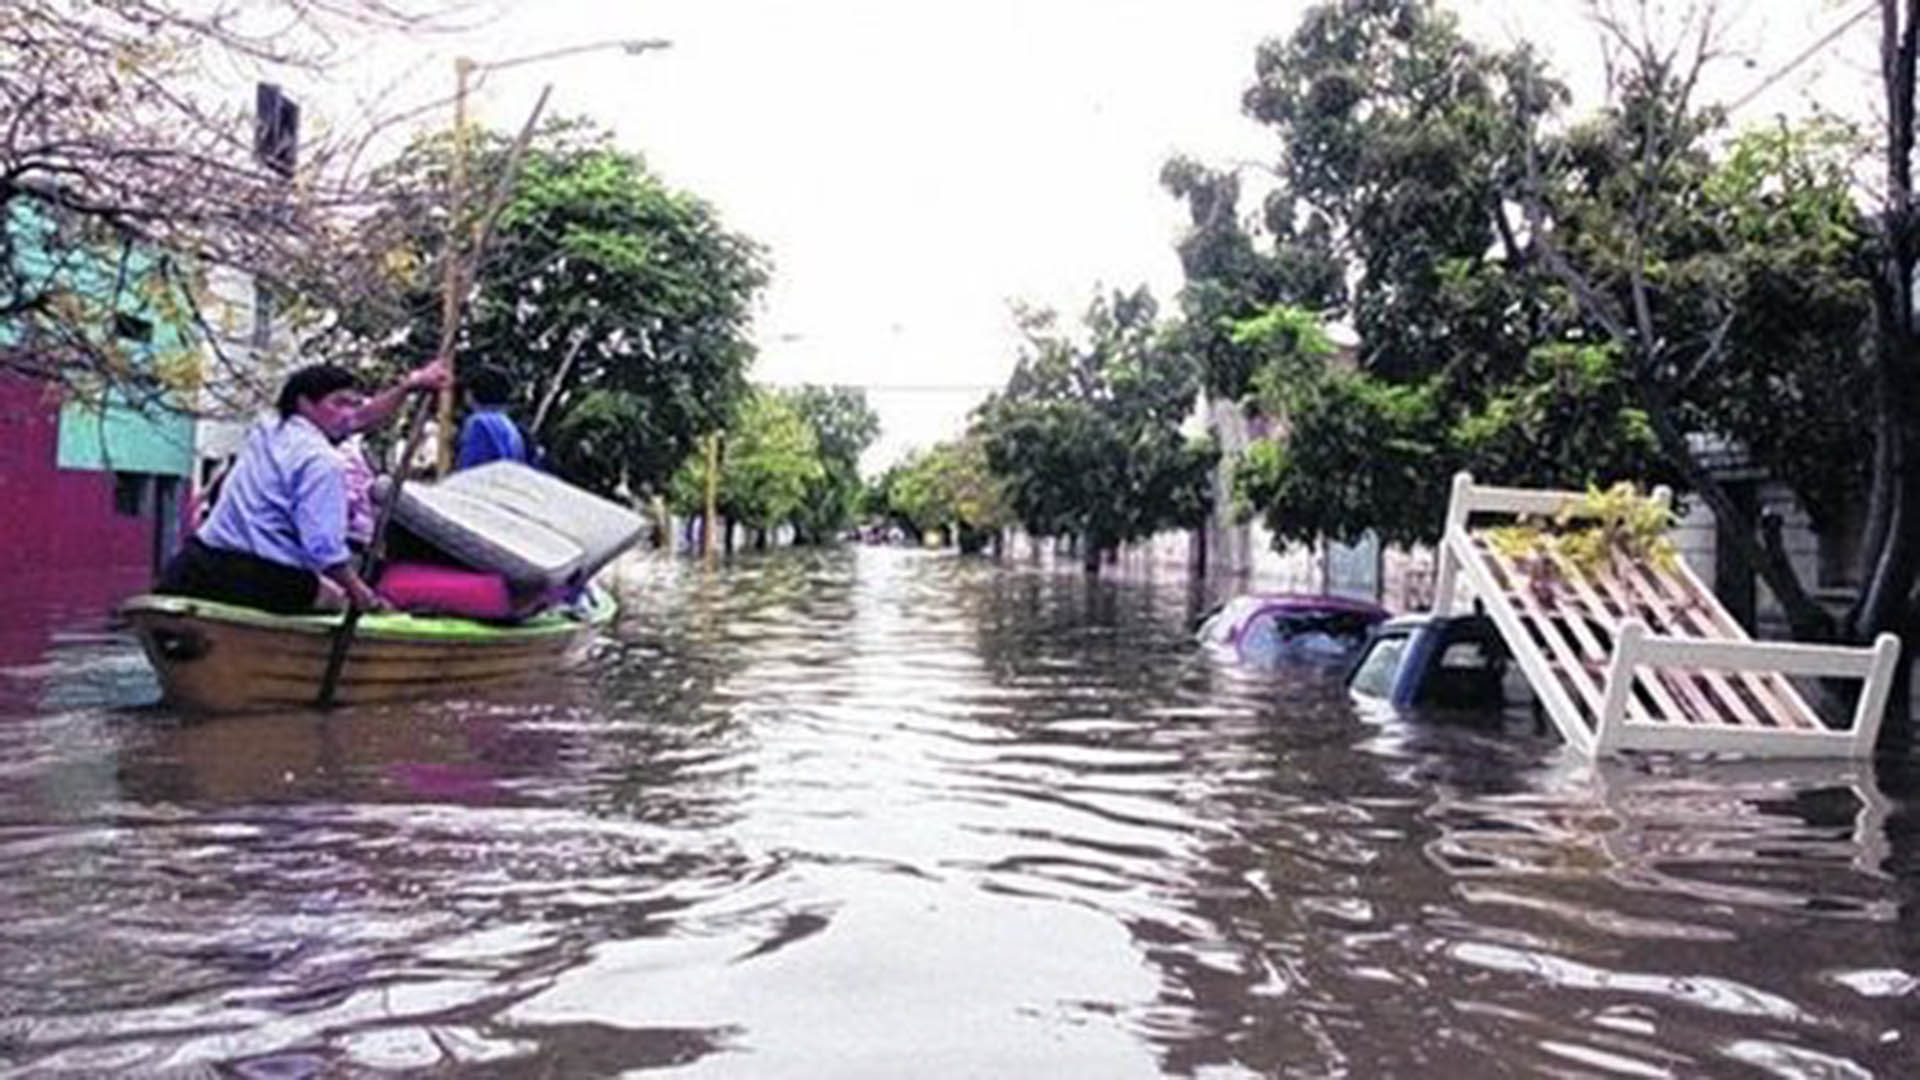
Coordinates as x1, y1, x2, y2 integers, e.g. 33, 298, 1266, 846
1, 546, 1916, 1077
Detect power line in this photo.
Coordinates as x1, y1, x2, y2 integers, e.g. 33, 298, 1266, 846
1723, 1, 1876, 116
753, 380, 1002, 393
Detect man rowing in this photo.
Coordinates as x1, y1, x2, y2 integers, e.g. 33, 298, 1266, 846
157, 360, 449, 614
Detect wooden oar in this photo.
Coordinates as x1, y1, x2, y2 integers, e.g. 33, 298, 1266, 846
316, 86, 553, 709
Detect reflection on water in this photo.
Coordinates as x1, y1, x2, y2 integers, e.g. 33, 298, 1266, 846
0, 548, 1915, 1077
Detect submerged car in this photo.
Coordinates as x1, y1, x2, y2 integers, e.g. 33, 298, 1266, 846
1346, 612, 1550, 720
1197, 593, 1391, 667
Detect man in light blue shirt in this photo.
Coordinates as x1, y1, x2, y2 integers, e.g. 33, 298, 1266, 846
159, 361, 445, 613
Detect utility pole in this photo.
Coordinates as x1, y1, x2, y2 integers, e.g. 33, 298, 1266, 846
704, 431, 721, 563
431, 38, 672, 475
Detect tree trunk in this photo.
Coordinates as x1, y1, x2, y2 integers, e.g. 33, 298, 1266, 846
1638, 387, 1836, 641
1862, 0, 1920, 755
1082, 541, 1101, 574
1711, 485, 1759, 632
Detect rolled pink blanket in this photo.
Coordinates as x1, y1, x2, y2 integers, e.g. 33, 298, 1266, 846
377, 562, 515, 620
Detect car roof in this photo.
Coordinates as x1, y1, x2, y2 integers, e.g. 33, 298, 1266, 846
1376, 612, 1494, 632
1229, 593, 1390, 618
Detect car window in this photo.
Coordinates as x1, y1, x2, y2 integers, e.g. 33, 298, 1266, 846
1348, 635, 1407, 698
1239, 613, 1281, 658
1438, 641, 1494, 670
1421, 634, 1508, 708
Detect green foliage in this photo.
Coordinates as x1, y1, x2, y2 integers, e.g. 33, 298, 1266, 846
1160, 158, 1343, 400
1687, 119, 1875, 532
1450, 343, 1668, 489
884, 436, 1011, 544
1234, 371, 1447, 548
1181, 0, 1875, 559
1236, 0, 1563, 385
1485, 482, 1679, 605
787, 385, 881, 544
336, 119, 769, 500
668, 386, 824, 533
1533, 74, 1873, 535
1234, 303, 1339, 416
975, 287, 1218, 566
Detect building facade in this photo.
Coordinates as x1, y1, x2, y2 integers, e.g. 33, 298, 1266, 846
0, 198, 206, 590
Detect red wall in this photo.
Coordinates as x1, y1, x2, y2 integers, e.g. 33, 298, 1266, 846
0, 373, 165, 575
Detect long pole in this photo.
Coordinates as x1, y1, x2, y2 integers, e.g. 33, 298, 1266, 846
435, 57, 473, 477
318, 86, 552, 709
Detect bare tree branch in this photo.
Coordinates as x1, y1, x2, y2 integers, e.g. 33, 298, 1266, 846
2, 0, 483, 411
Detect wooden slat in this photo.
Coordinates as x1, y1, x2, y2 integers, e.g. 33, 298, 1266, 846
1636, 559, 1825, 730
1457, 484, 1592, 519
1632, 635, 1885, 679
1617, 557, 1815, 728
1499, 550, 1647, 724
1603, 560, 1763, 725
1472, 540, 1612, 724
1444, 526, 1597, 754
1624, 560, 1820, 730
1445, 472, 1888, 758
1540, 547, 1693, 726
1580, 556, 1737, 726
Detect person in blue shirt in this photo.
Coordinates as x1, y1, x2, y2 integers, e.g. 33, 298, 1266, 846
158, 360, 446, 614
454, 365, 529, 471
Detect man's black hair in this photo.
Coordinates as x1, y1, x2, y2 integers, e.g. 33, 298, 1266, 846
466, 365, 513, 407
276, 364, 360, 419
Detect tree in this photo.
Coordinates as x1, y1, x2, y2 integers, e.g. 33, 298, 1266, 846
884, 436, 1012, 553
1859, 3, 1920, 747
332, 119, 769, 500
1506, 0, 1910, 747
788, 384, 881, 544
1184, 2, 1878, 584
668, 386, 823, 549
884, 448, 950, 543
2, 0, 467, 409
1233, 0, 1565, 390
1177, 1, 1679, 554
974, 287, 1218, 573
1159, 157, 1342, 403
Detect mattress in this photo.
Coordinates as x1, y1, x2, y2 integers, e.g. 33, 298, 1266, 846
388, 480, 583, 588
381, 463, 644, 588
436, 462, 646, 579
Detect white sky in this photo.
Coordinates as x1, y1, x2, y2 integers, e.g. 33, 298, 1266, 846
303, 0, 1878, 474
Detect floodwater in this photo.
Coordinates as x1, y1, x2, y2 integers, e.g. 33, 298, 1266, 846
1, 547, 1916, 1077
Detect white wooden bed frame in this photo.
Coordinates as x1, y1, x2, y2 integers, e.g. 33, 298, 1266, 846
1432, 472, 1900, 758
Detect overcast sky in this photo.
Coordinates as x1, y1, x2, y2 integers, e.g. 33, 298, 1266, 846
315, 0, 1876, 473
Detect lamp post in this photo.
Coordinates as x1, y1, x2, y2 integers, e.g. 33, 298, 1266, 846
435, 37, 673, 475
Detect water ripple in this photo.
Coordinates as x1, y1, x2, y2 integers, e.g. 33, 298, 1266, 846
0, 549, 1914, 1077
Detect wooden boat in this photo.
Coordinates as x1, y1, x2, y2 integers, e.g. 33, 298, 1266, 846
120, 590, 616, 712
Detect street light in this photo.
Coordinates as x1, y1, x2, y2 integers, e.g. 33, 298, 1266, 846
435, 37, 673, 474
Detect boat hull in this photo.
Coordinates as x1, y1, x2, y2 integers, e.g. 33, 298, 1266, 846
120, 592, 614, 712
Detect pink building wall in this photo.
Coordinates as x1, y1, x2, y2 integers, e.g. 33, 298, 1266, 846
0, 374, 172, 667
